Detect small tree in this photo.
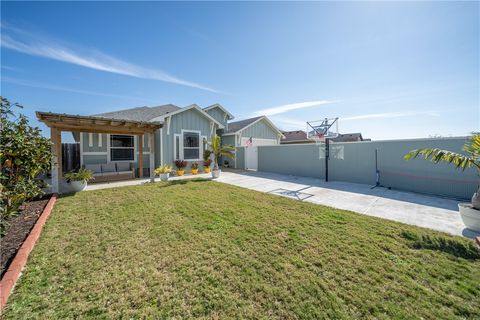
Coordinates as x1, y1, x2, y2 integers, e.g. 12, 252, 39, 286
405, 133, 480, 209
0, 97, 52, 234
206, 134, 235, 170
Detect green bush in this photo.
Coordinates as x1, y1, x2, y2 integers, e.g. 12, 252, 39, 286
64, 168, 94, 182
0, 97, 52, 235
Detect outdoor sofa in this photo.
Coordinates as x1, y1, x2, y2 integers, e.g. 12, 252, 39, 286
85, 162, 135, 183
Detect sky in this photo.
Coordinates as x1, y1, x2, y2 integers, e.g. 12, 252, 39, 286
1, 1, 479, 142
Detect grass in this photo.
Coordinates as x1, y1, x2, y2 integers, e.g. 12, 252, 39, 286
3, 179, 480, 319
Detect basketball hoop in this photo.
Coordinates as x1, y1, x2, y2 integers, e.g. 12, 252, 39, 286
306, 117, 339, 144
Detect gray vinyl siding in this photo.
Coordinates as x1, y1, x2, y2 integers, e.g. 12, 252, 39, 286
161, 108, 214, 168
81, 133, 151, 154
241, 119, 278, 139
81, 133, 107, 152
205, 107, 228, 129
81, 132, 154, 169
222, 135, 236, 147
83, 155, 108, 165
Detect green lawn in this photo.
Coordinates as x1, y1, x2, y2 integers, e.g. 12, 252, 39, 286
3, 179, 479, 319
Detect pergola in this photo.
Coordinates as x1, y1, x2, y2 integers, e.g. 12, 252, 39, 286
36, 111, 163, 193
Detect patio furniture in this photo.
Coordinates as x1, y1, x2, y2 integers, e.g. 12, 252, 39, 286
85, 162, 135, 183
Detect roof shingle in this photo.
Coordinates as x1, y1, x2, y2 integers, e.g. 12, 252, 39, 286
225, 116, 263, 133
93, 104, 180, 122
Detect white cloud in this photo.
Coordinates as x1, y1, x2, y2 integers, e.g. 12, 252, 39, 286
253, 100, 337, 116
342, 111, 440, 121
1, 26, 218, 93
2, 76, 151, 102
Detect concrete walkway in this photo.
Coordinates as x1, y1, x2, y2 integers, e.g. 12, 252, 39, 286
84, 170, 478, 238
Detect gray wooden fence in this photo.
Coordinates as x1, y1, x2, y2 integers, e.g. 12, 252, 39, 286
61, 143, 80, 173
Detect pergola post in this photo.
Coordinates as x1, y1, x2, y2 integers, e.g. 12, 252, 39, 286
149, 132, 155, 182
138, 134, 143, 178
50, 127, 61, 193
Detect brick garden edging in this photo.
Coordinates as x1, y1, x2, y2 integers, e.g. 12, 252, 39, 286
0, 193, 58, 311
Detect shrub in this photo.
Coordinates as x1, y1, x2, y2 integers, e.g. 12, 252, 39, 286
191, 162, 199, 170
154, 164, 173, 175
64, 168, 94, 182
203, 149, 212, 162
175, 160, 187, 170
0, 97, 52, 235
203, 159, 212, 167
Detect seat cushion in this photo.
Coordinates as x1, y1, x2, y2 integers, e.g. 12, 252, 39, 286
101, 171, 118, 176
85, 164, 102, 174
102, 163, 117, 173
117, 171, 134, 175
116, 162, 131, 172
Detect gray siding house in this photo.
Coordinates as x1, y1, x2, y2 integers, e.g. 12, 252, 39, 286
222, 115, 284, 147
73, 104, 281, 175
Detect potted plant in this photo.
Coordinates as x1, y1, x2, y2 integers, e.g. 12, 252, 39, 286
154, 164, 172, 181
175, 159, 187, 176
203, 159, 212, 173
191, 162, 199, 175
205, 134, 235, 179
64, 168, 94, 192
405, 133, 480, 232
223, 160, 230, 168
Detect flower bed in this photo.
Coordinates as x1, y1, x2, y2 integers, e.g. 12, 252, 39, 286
0, 198, 49, 277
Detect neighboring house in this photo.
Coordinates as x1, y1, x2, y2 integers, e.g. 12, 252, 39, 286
71, 104, 279, 175
221, 116, 284, 148
281, 130, 312, 144
297, 130, 369, 143
330, 133, 368, 142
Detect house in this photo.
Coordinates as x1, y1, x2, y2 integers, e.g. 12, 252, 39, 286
283, 130, 369, 144
63, 104, 281, 177
330, 132, 368, 142
281, 130, 312, 144
221, 116, 284, 148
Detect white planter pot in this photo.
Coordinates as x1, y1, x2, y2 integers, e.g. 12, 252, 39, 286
70, 180, 87, 192
458, 203, 480, 232
159, 173, 170, 181
211, 169, 221, 179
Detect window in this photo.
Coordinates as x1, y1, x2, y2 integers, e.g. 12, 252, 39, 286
110, 135, 134, 161
183, 131, 200, 160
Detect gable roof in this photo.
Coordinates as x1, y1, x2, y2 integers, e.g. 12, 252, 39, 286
330, 133, 364, 142
150, 104, 225, 128
281, 130, 309, 142
203, 104, 234, 120
224, 115, 284, 137
225, 116, 263, 134
94, 104, 180, 122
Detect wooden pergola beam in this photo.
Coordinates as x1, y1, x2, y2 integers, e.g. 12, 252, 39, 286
36, 111, 163, 192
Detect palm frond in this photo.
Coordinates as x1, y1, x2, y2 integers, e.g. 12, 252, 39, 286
404, 133, 480, 173
405, 148, 479, 171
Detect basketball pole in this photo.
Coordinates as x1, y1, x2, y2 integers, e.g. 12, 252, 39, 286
325, 137, 330, 182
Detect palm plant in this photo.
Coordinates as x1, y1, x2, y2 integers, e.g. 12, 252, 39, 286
405, 133, 480, 209
206, 134, 235, 170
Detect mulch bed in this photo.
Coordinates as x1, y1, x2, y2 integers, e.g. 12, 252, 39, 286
1, 198, 49, 278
